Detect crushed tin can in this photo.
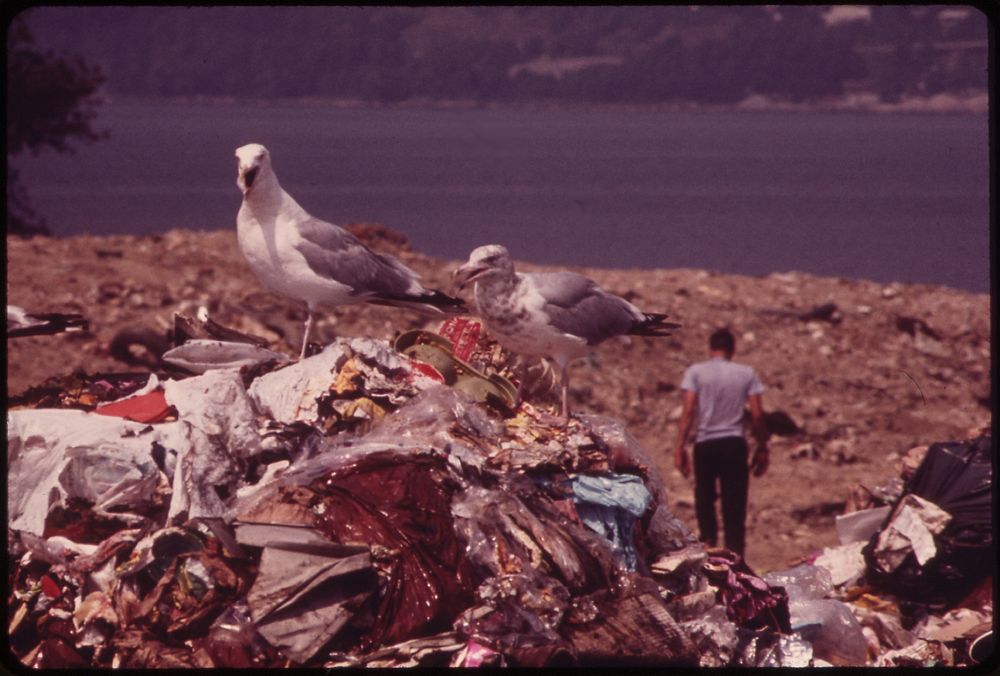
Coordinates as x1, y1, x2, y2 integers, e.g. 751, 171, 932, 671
394, 327, 517, 414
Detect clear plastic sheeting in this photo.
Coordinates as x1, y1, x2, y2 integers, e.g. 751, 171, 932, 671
852, 604, 917, 652
681, 605, 740, 667
762, 564, 834, 603
578, 415, 665, 500
771, 634, 815, 667
453, 574, 570, 662
733, 631, 810, 667
451, 484, 616, 594
788, 598, 869, 666
362, 385, 502, 476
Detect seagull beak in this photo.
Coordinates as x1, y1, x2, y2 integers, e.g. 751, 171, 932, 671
241, 166, 259, 195
453, 263, 485, 290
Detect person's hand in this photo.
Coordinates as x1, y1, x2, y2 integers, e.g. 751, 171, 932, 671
674, 447, 691, 478
750, 444, 769, 477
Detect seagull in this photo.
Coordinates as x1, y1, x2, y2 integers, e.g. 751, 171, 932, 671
235, 143, 466, 359
453, 244, 680, 424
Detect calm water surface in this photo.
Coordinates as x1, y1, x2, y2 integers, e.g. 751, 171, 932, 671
14, 100, 990, 293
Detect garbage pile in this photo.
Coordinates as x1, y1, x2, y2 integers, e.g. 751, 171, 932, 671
765, 431, 994, 667
6, 317, 994, 668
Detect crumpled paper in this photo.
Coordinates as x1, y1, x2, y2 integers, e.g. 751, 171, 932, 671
813, 541, 867, 588
872, 494, 952, 572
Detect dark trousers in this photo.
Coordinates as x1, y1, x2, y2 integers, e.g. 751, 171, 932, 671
693, 436, 750, 556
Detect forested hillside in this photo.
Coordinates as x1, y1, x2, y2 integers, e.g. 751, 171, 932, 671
18, 5, 991, 104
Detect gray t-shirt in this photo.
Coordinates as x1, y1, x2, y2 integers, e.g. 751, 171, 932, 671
680, 357, 765, 443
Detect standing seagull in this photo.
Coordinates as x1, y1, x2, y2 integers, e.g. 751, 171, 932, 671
453, 244, 680, 424
235, 143, 465, 358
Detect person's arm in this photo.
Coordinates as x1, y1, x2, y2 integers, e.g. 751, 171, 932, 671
747, 392, 769, 476
674, 389, 698, 478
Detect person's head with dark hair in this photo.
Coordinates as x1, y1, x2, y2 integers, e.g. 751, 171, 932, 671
709, 328, 735, 358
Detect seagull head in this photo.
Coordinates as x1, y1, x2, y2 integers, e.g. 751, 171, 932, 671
235, 143, 272, 197
453, 244, 514, 289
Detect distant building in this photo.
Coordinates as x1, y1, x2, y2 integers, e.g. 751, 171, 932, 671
822, 5, 872, 26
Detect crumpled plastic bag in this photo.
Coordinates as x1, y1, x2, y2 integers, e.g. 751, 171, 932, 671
789, 598, 869, 666
203, 603, 283, 668
7, 409, 181, 536
162, 369, 262, 460
759, 634, 815, 667
8, 366, 269, 538
568, 473, 652, 571
579, 415, 664, 499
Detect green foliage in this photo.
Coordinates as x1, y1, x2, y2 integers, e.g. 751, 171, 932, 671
7, 12, 108, 236
17, 6, 989, 106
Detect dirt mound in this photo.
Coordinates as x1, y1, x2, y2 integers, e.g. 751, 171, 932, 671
6, 227, 990, 571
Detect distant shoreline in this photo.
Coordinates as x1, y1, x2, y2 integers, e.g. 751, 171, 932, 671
100, 92, 989, 116
10, 227, 990, 298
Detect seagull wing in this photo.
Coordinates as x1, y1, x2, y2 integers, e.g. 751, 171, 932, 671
293, 216, 423, 299
529, 271, 641, 346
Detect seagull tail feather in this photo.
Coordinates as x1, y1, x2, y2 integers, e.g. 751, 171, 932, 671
367, 290, 469, 316
628, 312, 681, 337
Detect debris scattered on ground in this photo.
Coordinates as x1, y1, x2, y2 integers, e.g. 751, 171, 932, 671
7, 305, 89, 338
6, 315, 992, 667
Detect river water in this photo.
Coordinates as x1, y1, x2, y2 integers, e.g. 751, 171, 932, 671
13, 100, 990, 293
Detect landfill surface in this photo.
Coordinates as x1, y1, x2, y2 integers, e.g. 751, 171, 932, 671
7, 322, 994, 667
6, 227, 991, 573
6, 226, 994, 667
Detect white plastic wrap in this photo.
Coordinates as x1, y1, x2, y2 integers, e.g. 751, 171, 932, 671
7, 409, 189, 536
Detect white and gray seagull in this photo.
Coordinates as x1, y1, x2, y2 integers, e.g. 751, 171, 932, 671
235, 143, 466, 358
453, 244, 680, 424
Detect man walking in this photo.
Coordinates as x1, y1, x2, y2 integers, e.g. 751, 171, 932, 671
673, 328, 769, 557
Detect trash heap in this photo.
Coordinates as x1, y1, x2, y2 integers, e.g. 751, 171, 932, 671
6, 318, 993, 668
774, 431, 994, 668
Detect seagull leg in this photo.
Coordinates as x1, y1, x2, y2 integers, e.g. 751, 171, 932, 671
299, 310, 314, 360
560, 363, 571, 427
516, 360, 530, 407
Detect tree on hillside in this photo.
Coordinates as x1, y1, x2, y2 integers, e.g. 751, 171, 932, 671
7, 12, 108, 236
